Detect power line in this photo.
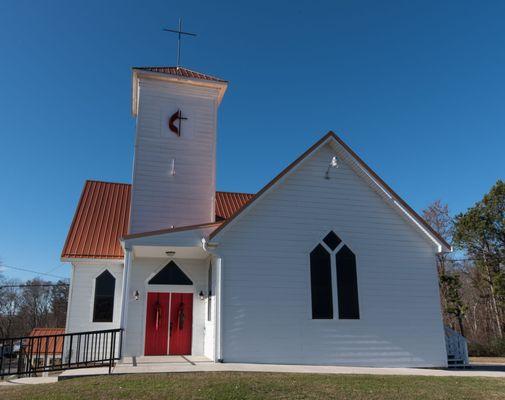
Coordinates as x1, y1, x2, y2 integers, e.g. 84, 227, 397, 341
45, 264, 65, 274
1, 265, 67, 280
0, 283, 69, 289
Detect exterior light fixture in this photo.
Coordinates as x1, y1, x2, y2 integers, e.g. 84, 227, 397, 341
325, 156, 339, 179
199, 290, 205, 301
166, 250, 176, 256
133, 290, 140, 301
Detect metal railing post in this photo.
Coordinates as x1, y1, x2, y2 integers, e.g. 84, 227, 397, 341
68, 334, 74, 368
108, 331, 115, 374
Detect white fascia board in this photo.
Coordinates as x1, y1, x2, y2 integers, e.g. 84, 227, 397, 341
210, 134, 449, 253
121, 225, 220, 248
327, 140, 450, 253
62, 257, 124, 265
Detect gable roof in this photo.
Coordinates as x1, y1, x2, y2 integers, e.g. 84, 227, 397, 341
61, 181, 253, 260
62, 133, 450, 260
133, 66, 227, 83
209, 131, 451, 252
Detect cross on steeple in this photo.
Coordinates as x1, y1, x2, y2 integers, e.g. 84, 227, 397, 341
163, 18, 197, 68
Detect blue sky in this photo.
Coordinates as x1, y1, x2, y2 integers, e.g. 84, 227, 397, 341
0, 0, 504, 281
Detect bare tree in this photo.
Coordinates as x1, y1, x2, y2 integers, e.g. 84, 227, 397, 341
0, 267, 23, 337
423, 200, 466, 335
49, 280, 69, 328
17, 278, 53, 334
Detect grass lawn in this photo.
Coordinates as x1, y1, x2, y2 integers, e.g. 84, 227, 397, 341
2, 372, 505, 400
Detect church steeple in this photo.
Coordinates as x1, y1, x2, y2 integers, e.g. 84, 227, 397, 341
131, 67, 227, 116
129, 66, 228, 234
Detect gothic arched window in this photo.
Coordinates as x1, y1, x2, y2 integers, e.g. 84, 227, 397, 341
310, 243, 333, 319
336, 245, 360, 319
309, 231, 360, 320
93, 270, 116, 322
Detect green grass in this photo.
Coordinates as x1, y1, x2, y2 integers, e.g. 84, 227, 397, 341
2, 372, 505, 400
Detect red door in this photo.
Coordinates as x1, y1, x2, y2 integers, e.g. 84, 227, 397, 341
144, 292, 170, 356
168, 293, 193, 355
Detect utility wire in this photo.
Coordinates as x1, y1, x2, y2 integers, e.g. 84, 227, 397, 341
1, 265, 67, 280
44, 264, 66, 274
0, 283, 69, 289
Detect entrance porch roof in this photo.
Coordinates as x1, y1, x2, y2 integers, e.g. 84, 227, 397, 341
121, 222, 221, 259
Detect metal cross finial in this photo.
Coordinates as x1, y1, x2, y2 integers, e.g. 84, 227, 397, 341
163, 18, 197, 68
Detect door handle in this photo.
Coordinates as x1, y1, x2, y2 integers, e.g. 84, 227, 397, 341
170, 321, 173, 336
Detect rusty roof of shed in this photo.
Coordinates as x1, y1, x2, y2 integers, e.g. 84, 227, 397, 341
26, 328, 66, 355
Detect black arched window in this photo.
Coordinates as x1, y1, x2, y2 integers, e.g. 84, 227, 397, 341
336, 245, 360, 319
310, 244, 333, 319
93, 270, 115, 322
310, 231, 360, 320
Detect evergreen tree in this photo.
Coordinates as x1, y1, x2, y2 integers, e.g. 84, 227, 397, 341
453, 180, 505, 338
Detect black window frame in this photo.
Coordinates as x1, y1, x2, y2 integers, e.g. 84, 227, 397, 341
92, 270, 116, 323
309, 244, 333, 319
335, 245, 360, 319
309, 232, 360, 321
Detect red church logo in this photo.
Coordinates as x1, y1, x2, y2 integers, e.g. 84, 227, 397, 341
168, 109, 187, 137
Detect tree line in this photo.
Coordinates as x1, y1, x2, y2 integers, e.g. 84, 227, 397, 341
423, 180, 505, 356
0, 274, 69, 338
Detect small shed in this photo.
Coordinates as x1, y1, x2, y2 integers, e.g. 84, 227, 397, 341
25, 328, 65, 368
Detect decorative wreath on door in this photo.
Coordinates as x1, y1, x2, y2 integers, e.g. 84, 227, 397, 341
177, 302, 185, 330
155, 301, 162, 331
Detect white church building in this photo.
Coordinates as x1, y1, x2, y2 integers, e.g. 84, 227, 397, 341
61, 66, 453, 367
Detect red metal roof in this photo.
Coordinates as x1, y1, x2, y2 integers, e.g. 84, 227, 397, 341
215, 191, 255, 220
26, 328, 65, 355
61, 181, 253, 260
133, 66, 227, 83
61, 181, 131, 260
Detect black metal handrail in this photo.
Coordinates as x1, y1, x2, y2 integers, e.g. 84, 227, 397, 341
0, 328, 122, 378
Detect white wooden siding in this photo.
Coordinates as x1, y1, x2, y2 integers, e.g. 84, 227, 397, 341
129, 77, 220, 234
123, 257, 210, 357
216, 143, 447, 367
66, 263, 123, 333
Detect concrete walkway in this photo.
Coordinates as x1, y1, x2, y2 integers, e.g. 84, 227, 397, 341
4, 357, 505, 385
56, 358, 505, 380
0, 376, 58, 387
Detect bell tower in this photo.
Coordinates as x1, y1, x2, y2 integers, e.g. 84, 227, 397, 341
129, 67, 227, 234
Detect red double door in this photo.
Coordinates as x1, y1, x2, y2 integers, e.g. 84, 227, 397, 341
144, 292, 193, 356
